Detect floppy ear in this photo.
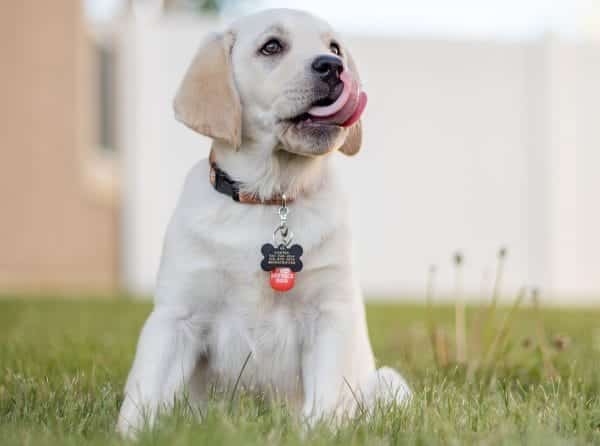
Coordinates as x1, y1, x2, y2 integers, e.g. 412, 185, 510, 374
173, 32, 242, 148
339, 50, 363, 156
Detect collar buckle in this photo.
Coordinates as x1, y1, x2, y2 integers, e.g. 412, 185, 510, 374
211, 164, 240, 202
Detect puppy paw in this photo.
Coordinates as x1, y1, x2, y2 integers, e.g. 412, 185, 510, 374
363, 367, 412, 409
116, 399, 155, 439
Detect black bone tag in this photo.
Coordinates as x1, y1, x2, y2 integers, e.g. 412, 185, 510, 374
260, 243, 304, 273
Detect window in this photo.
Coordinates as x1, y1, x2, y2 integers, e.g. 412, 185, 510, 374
96, 42, 116, 153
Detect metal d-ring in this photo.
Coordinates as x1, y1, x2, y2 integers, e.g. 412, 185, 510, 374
278, 194, 288, 221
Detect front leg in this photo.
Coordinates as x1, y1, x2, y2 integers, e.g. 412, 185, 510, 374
116, 306, 203, 437
301, 308, 354, 424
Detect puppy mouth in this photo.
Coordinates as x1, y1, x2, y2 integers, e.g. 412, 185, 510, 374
285, 71, 368, 129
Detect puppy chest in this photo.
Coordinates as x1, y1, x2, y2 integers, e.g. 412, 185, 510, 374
207, 306, 306, 393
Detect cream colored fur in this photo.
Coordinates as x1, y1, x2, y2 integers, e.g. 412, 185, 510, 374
117, 8, 410, 437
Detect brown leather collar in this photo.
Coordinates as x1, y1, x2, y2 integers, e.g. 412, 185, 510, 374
209, 150, 293, 205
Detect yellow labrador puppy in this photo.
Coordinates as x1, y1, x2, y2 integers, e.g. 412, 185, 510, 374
117, 8, 410, 436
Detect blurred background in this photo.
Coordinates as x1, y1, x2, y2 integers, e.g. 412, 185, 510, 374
1, 0, 599, 302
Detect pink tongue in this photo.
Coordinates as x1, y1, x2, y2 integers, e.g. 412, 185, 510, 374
307, 71, 367, 127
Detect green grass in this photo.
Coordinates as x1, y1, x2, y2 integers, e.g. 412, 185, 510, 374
1, 299, 600, 445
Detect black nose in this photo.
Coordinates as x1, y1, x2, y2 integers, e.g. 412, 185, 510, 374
311, 55, 343, 88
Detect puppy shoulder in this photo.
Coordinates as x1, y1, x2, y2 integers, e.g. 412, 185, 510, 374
164, 158, 218, 239
180, 158, 212, 200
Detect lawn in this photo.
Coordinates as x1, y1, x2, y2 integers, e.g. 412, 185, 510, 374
1, 298, 600, 445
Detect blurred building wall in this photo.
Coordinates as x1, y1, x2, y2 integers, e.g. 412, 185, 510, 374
116, 17, 600, 302
0, 2, 119, 292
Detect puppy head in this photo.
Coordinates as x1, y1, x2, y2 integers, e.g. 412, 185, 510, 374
174, 9, 365, 157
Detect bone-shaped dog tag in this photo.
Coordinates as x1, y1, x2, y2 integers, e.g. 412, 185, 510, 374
260, 243, 303, 292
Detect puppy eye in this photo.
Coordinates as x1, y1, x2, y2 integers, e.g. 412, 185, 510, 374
260, 39, 284, 56
330, 42, 341, 56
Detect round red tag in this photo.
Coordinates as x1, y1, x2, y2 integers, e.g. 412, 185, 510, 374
270, 268, 295, 292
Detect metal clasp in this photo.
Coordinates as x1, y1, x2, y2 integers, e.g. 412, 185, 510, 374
273, 194, 293, 247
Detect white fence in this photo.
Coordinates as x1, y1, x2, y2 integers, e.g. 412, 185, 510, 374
117, 16, 600, 302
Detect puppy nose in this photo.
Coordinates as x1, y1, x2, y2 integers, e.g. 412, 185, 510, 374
311, 55, 343, 87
